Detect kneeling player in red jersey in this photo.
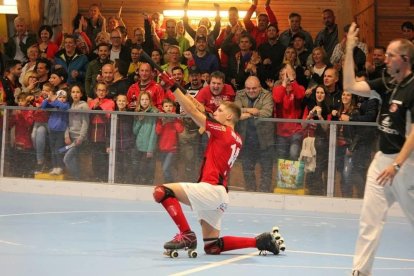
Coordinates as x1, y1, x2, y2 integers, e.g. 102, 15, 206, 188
154, 72, 281, 256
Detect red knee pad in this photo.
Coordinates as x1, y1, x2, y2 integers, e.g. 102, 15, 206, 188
153, 185, 175, 203
204, 238, 223, 255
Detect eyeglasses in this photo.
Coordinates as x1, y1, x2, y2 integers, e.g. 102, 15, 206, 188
111, 36, 121, 39
385, 52, 407, 60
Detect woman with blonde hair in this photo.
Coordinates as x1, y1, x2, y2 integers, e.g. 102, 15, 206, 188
305, 47, 329, 90
19, 44, 40, 87
283, 46, 307, 87
21, 70, 40, 94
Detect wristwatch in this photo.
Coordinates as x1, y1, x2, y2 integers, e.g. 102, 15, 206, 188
393, 162, 401, 172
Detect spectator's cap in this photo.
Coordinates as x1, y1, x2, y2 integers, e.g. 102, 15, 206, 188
292, 32, 306, 41
189, 66, 201, 75
51, 67, 68, 83
195, 35, 207, 42
161, 37, 179, 46
56, 90, 67, 98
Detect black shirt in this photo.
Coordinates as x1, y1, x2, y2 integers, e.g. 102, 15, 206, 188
368, 73, 414, 154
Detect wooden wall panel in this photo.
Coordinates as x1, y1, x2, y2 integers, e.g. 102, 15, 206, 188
353, 0, 375, 53
376, 0, 414, 47
76, 0, 393, 53
77, 0, 339, 41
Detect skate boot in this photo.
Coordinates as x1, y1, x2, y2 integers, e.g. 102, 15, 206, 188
164, 230, 197, 250
163, 231, 198, 258
255, 232, 279, 255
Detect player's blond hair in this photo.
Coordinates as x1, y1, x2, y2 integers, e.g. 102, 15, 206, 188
221, 101, 241, 124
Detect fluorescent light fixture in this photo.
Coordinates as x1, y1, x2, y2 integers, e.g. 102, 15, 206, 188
4, 0, 16, 5
187, 0, 251, 2
164, 10, 255, 19
0, 0, 17, 14
0, 4, 17, 14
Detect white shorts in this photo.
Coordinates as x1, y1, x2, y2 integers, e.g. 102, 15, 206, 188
179, 182, 229, 230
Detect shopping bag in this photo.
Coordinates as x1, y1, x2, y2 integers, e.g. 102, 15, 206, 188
274, 159, 305, 194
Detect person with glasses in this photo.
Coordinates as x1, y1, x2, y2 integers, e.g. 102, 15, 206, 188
19, 44, 40, 88
344, 22, 414, 276
161, 45, 189, 83
109, 29, 130, 63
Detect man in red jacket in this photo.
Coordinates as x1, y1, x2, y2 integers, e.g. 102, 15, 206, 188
243, 0, 278, 48
126, 62, 164, 111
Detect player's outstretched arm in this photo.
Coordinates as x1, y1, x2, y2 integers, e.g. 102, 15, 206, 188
159, 72, 206, 129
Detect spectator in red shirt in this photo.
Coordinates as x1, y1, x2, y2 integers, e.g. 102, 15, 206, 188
195, 71, 235, 114
9, 92, 34, 177
243, 0, 278, 48
126, 62, 165, 111
156, 98, 184, 182
272, 64, 305, 160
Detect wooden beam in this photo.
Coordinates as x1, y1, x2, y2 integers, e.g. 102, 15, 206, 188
16, 0, 41, 33
61, 0, 79, 34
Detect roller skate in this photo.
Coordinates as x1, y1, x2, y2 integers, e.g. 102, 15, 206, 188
272, 226, 286, 252
163, 230, 198, 258
255, 232, 279, 255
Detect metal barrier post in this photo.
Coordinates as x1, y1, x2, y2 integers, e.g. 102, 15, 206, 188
326, 124, 337, 197
108, 113, 118, 184
0, 109, 7, 177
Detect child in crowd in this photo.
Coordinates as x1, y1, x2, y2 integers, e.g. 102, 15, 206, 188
133, 91, 158, 184
31, 82, 51, 174
114, 94, 134, 183
9, 93, 34, 177
88, 82, 115, 182
155, 98, 184, 182
49, 67, 69, 92
41, 89, 70, 175
63, 84, 89, 180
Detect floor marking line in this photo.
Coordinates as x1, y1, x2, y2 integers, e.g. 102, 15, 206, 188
0, 240, 23, 246
0, 211, 407, 225
169, 250, 414, 276
169, 252, 259, 276
289, 249, 414, 262
69, 221, 89, 225
0, 210, 163, 217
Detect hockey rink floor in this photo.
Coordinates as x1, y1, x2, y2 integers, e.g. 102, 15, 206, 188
0, 192, 413, 276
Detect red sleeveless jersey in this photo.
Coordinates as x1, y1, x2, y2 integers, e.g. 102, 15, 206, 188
198, 119, 242, 189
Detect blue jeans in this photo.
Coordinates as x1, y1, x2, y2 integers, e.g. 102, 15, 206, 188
132, 149, 156, 184
241, 145, 274, 192
336, 146, 354, 197
63, 145, 80, 179
31, 123, 48, 164
48, 130, 65, 169
276, 133, 302, 160
160, 152, 175, 183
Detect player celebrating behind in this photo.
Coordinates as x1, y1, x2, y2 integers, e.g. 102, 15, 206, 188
154, 72, 281, 257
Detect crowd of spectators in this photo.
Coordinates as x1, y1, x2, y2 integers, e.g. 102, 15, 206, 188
0, 1, 413, 197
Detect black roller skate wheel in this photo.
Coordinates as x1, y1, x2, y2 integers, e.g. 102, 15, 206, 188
188, 250, 198, 258
170, 250, 179, 258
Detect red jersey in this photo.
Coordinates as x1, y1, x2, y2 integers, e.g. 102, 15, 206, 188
155, 117, 184, 153
199, 119, 242, 189
195, 84, 235, 114
126, 80, 165, 111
